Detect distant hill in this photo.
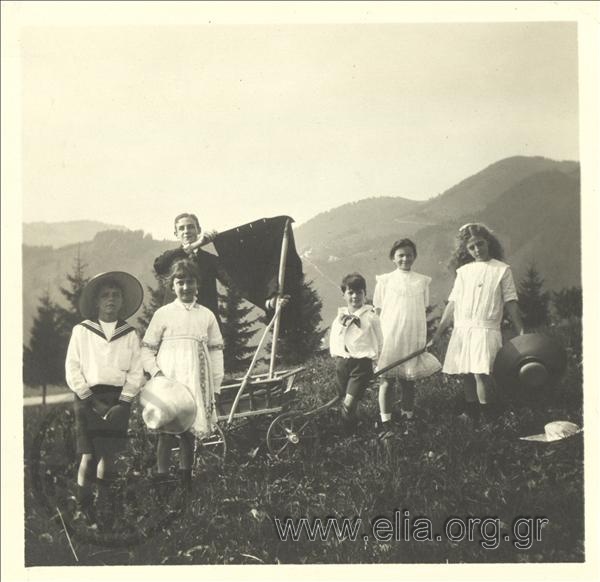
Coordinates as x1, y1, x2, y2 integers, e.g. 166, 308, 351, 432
295, 197, 428, 258
23, 220, 129, 248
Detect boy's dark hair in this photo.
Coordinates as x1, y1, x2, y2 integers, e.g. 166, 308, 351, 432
340, 273, 367, 293
173, 212, 201, 233
389, 238, 417, 259
168, 259, 202, 288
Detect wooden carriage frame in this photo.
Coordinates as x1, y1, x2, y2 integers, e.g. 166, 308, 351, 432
193, 217, 323, 464
189, 217, 429, 465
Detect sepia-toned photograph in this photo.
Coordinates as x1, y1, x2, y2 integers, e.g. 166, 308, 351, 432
2, 1, 599, 580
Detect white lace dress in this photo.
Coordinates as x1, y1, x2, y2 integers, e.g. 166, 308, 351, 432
141, 299, 224, 436
443, 259, 518, 375
373, 270, 441, 380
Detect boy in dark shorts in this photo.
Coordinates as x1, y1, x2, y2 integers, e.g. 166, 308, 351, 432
65, 271, 144, 526
329, 273, 383, 432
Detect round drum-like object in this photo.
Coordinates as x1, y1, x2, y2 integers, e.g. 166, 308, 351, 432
493, 333, 567, 392
518, 361, 550, 388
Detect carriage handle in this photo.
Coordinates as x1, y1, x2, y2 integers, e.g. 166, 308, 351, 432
291, 348, 430, 422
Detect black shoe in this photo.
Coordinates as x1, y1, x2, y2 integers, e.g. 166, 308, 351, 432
399, 416, 415, 436
151, 473, 178, 505
179, 469, 192, 494
74, 503, 98, 528
74, 484, 97, 527
95, 478, 120, 530
377, 420, 394, 441
480, 403, 500, 425
341, 403, 358, 434
457, 402, 480, 426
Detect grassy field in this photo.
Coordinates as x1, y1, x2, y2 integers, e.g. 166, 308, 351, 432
23, 323, 584, 566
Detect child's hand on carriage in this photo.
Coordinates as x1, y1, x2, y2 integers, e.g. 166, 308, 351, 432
201, 229, 219, 244
266, 294, 291, 311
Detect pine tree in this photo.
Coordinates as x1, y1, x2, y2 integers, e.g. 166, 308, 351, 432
218, 283, 260, 373
23, 291, 65, 405
56, 248, 89, 334
518, 264, 550, 329
552, 286, 582, 322
266, 276, 327, 366
137, 274, 167, 335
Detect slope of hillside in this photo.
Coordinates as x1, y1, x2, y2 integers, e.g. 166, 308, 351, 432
295, 156, 577, 264
24, 220, 129, 248
412, 155, 579, 222
294, 196, 427, 258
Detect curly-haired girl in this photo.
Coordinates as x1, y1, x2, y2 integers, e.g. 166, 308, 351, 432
431, 224, 524, 423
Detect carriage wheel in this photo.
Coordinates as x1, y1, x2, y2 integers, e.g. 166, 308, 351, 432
194, 424, 227, 470
266, 412, 319, 459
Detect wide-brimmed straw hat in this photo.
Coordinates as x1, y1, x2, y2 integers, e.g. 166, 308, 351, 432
79, 271, 144, 320
140, 375, 197, 435
520, 420, 583, 443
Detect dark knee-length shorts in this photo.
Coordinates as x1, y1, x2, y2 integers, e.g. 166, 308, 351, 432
74, 385, 127, 456
335, 357, 374, 400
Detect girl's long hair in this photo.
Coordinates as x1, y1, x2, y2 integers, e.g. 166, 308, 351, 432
448, 223, 504, 271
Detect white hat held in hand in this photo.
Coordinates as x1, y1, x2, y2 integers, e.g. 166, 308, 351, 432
140, 375, 197, 434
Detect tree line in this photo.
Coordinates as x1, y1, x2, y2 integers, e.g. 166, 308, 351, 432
23, 252, 327, 403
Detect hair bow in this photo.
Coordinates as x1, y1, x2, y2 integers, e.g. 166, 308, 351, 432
459, 222, 492, 233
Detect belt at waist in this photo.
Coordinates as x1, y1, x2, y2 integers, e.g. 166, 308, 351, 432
454, 319, 500, 330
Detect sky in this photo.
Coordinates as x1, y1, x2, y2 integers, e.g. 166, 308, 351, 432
19, 14, 580, 241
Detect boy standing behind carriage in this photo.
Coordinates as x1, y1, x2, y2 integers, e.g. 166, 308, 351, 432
329, 273, 383, 432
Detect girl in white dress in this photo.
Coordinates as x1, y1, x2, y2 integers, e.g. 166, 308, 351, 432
141, 259, 224, 489
431, 224, 524, 423
374, 239, 441, 436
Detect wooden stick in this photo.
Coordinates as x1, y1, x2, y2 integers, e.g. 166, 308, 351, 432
269, 218, 291, 378
55, 506, 79, 562
372, 347, 427, 379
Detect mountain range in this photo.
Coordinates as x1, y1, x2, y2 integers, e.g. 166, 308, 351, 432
22, 156, 580, 343
23, 220, 129, 248
294, 156, 580, 327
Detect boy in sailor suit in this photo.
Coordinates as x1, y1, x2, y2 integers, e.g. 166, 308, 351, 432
329, 273, 383, 433
65, 271, 144, 526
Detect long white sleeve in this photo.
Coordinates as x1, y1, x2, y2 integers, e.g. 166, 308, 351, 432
120, 331, 145, 402
65, 327, 93, 399
141, 309, 165, 377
